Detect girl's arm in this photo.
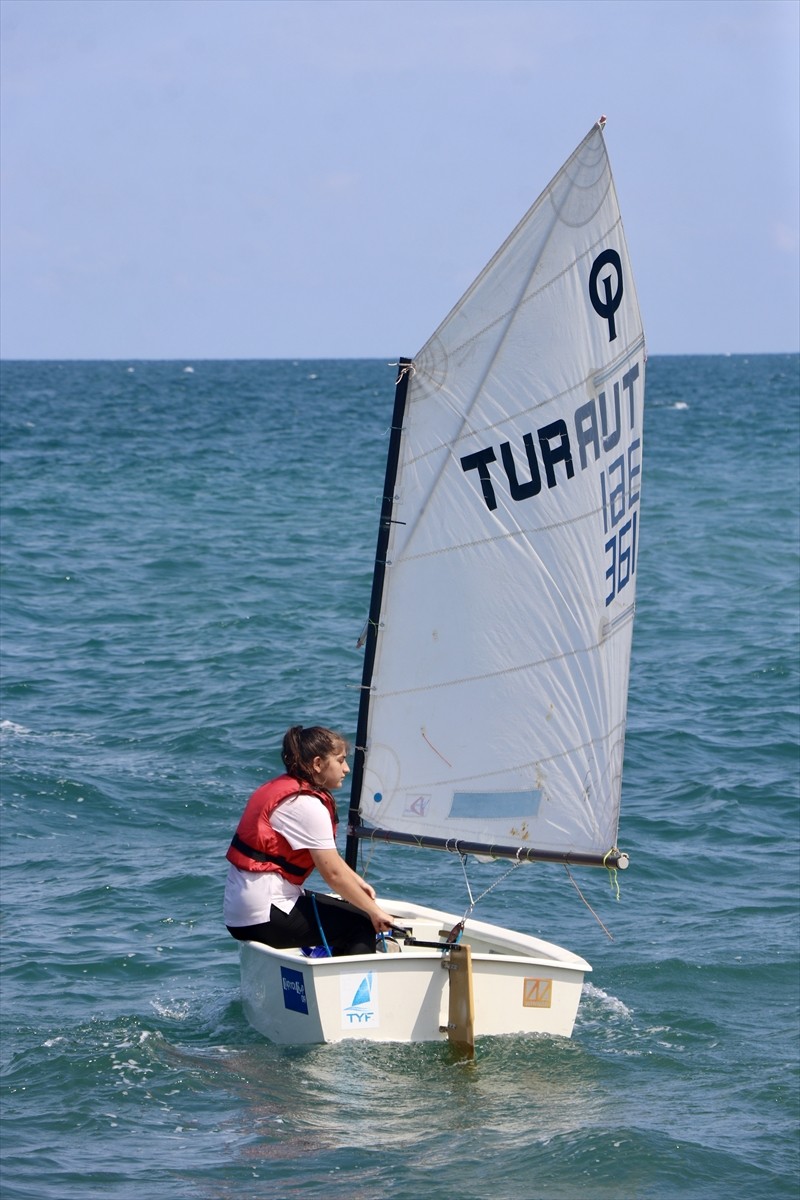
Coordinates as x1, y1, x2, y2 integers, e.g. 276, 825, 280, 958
309, 848, 395, 933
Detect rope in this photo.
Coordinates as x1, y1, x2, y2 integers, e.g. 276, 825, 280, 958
456, 850, 526, 928
602, 848, 621, 902
456, 848, 618, 944
388, 361, 416, 380
355, 838, 620, 948
563, 865, 615, 941
359, 838, 377, 880
310, 893, 333, 957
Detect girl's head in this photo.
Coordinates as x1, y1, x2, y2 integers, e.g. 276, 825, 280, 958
281, 725, 349, 791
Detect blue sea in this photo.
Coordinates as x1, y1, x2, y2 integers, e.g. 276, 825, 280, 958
1, 356, 798, 1200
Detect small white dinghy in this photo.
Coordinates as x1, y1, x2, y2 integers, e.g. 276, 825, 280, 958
239, 118, 645, 1053
240, 900, 590, 1049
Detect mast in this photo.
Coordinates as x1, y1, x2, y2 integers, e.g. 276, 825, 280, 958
345, 360, 412, 868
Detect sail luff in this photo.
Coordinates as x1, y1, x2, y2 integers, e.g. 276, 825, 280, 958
345, 361, 412, 869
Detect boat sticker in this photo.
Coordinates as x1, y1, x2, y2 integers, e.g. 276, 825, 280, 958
403, 794, 431, 818
280, 966, 309, 1015
340, 971, 379, 1030
523, 978, 553, 1008
448, 790, 541, 819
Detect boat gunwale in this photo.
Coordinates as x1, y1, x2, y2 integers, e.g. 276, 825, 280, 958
238, 895, 592, 974
241, 941, 590, 974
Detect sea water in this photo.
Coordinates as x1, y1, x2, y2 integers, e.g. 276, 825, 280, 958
1, 356, 798, 1200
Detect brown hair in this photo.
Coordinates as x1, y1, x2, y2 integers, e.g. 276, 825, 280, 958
281, 725, 347, 788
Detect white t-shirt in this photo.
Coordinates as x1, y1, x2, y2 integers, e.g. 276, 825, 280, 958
223, 792, 337, 927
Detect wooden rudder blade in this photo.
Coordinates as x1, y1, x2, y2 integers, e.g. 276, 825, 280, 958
442, 944, 475, 1058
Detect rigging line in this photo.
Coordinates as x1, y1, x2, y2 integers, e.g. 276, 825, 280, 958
563, 865, 615, 942
459, 852, 475, 910
458, 850, 527, 925
388, 361, 416, 379
359, 837, 377, 881
356, 616, 381, 650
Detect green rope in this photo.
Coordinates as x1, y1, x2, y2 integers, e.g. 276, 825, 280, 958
603, 849, 621, 902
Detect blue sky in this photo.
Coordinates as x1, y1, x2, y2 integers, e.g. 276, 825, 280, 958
1, 0, 797, 359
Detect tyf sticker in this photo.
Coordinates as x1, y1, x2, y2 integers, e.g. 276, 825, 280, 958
523, 977, 553, 1008
340, 971, 379, 1030
281, 966, 309, 1014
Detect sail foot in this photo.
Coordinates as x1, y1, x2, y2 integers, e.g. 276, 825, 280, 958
348, 824, 629, 869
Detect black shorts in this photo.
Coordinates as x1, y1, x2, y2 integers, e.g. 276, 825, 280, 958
226, 890, 376, 956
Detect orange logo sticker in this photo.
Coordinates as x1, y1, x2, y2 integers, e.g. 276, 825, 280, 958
523, 978, 552, 1008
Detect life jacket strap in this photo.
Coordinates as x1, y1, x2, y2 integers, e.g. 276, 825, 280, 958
229, 832, 308, 877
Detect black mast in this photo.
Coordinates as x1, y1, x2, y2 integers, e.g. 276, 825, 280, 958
345, 360, 412, 869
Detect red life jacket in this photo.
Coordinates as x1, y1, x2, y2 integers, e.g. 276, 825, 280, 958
226, 774, 338, 883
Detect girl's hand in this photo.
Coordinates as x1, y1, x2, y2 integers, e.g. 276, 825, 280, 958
369, 904, 395, 934
309, 849, 394, 931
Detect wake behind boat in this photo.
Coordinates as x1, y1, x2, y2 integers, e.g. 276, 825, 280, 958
239, 117, 645, 1052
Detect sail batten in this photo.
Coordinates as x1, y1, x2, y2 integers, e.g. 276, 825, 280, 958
347, 122, 644, 869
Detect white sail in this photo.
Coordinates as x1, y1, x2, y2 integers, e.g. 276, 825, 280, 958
354, 121, 645, 863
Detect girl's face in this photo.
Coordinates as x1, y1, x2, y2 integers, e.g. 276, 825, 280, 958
312, 748, 349, 791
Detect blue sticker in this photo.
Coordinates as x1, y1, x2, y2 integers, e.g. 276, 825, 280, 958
281, 966, 309, 1015
448, 790, 541, 819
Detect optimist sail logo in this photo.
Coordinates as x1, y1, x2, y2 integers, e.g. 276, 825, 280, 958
340, 972, 379, 1030
589, 248, 624, 341
281, 966, 309, 1015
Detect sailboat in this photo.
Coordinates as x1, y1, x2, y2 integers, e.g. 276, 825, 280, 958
239, 118, 645, 1051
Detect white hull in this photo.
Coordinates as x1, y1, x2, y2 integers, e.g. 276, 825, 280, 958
239, 899, 590, 1045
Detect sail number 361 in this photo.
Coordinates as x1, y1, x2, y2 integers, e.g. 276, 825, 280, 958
600, 437, 641, 607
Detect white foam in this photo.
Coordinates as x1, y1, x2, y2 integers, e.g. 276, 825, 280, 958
0, 719, 31, 737
582, 981, 633, 1018
0, 721, 90, 744
150, 998, 190, 1021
